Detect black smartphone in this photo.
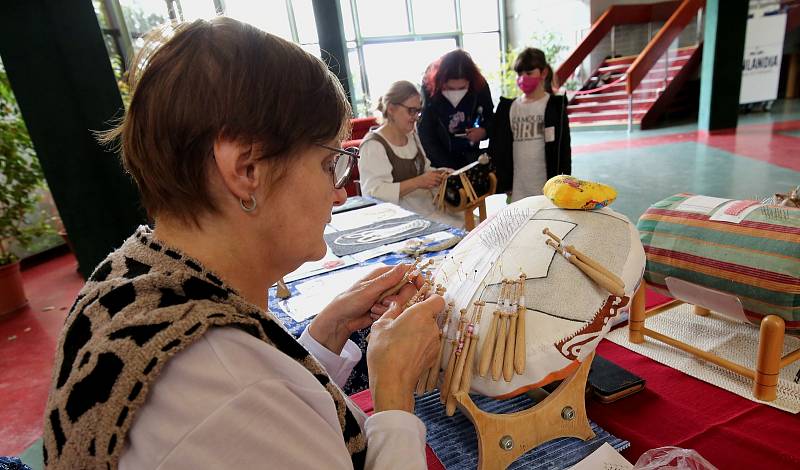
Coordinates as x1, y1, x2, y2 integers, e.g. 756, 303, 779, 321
588, 355, 645, 403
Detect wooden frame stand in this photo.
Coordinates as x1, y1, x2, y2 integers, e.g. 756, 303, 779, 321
629, 280, 800, 402
455, 173, 498, 231
451, 352, 596, 470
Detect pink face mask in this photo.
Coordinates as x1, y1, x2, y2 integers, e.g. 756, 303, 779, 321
517, 75, 542, 94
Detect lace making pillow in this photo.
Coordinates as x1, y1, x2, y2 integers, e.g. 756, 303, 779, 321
639, 193, 800, 334
433, 195, 645, 398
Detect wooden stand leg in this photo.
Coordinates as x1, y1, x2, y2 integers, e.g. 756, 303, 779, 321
464, 210, 476, 231
694, 305, 711, 316
753, 315, 785, 402
478, 200, 487, 223
629, 280, 646, 344
453, 353, 596, 470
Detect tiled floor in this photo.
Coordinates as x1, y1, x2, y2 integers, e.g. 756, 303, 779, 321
2, 100, 799, 466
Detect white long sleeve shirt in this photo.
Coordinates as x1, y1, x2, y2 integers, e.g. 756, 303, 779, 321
119, 327, 427, 469
359, 130, 463, 228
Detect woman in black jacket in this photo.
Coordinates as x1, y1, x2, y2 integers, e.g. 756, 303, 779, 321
418, 49, 495, 170
489, 48, 571, 198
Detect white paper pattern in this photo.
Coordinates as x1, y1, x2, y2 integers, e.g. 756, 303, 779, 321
674, 195, 731, 214
329, 202, 414, 231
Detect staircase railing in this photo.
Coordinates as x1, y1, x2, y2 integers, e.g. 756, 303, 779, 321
626, 0, 705, 94
555, 1, 682, 87
625, 0, 705, 130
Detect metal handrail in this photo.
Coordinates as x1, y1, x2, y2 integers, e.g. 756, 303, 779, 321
626, 0, 705, 94
555, 1, 681, 86
572, 74, 628, 96
625, 0, 705, 131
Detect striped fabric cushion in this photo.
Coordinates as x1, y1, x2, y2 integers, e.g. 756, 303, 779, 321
638, 193, 800, 333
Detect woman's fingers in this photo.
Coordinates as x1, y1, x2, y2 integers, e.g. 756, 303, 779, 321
359, 264, 394, 282
396, 294, 445, 324
363, 263, 411, 290
393, 283, 418, 306
370, 303, 388, 316
366, 294, 446, 412
412, 271, 428, 289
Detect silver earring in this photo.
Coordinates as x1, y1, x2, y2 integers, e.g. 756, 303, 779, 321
240, 194, 257, 212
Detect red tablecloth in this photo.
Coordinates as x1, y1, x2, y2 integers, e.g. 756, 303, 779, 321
351, 338, 800, 469
350, 289, 800, 469
588, 341, 800, 469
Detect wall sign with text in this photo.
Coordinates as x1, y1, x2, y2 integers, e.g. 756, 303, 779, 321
739, 13, 787, 104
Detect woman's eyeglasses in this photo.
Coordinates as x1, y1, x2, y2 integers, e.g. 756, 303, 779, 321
319, 145, 359, 189
396, 103, 422, 116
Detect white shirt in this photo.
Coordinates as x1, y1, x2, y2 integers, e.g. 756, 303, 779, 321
119, 327, 427, 469
359, 129, 463, 227
510, 94, 549, 202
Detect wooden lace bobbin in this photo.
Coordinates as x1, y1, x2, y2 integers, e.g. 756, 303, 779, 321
487, 281, 510, 380
479, 281, 507, 378
503, 281, 519, 382
419, 293, 448, 394
457, 303, 484, 396
543, 227, 624, 288
425, 305, 453, 391
447, 312, 476, 415
377, 258, 433, 304
441, 309, 468, 404
491, 299, 511, 381
416, 374, 429, 395
545, 239, 624, 298
564, 244, 625, 291
435, 175, 448, 210
514, 274, 527, 374
409, 282, 433, 395
542, 227, 625, 294
405, 281, 431, 310
452, 352, 596, 470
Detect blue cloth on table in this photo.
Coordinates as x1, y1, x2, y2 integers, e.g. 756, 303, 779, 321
415, 391, 629, 470
268, 226, 465, 394
0, 457, 31, 470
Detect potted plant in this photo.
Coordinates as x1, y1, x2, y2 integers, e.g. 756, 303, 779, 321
0, 62, 52, 316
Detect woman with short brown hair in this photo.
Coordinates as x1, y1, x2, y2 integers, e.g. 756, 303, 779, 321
43, 17, 441, 470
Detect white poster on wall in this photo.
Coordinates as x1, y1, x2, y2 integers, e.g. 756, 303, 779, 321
739, 13, 787, 104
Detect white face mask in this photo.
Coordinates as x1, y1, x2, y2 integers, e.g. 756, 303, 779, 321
442, 88, 468, 108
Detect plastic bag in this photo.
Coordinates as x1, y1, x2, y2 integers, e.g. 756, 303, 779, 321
633, 447, 717, 470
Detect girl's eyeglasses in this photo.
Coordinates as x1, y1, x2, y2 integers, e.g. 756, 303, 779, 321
319, 145, 359, 189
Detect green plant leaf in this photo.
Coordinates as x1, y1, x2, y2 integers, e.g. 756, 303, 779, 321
0, 63, 55, 265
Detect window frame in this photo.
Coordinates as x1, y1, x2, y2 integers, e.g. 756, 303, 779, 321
104, 0, 506, 116
343, 0, 505, 116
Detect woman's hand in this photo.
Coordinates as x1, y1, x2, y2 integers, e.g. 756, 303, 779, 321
367, 295, 444, 413
309, 264, 421, 354
414, 171, 445, 190
465, 127, 486, 144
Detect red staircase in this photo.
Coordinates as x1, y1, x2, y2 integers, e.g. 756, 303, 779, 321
556, 0, 705, 129
568, 46, 699, 126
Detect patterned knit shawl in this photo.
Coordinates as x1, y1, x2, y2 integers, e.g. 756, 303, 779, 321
42, 226, 367, 469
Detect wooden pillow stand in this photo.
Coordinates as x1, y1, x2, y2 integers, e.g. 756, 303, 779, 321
435, 172, 498, 231
449, 352, 595, 470
628, 280, 800, 402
